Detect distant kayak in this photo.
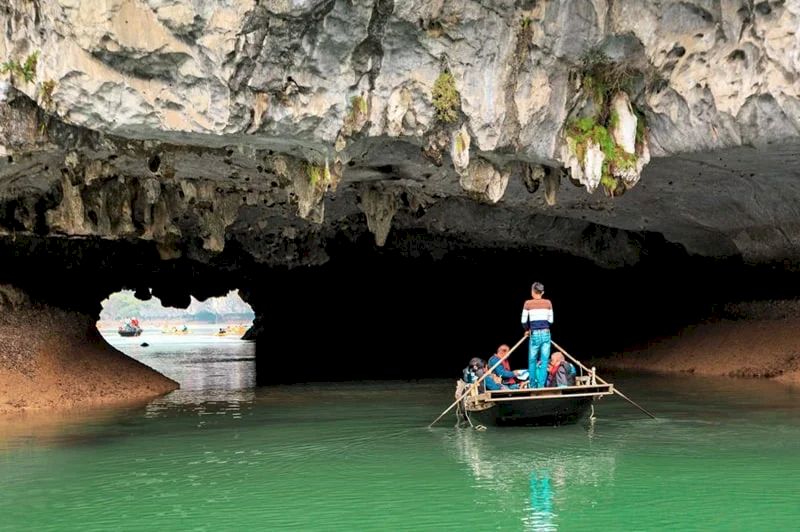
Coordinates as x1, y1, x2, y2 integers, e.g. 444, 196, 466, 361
214, 325, 248, 336
161, 328, 189, 335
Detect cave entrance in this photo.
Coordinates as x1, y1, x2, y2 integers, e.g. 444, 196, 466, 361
250, 242, 715, 385
97, 290, 256, 391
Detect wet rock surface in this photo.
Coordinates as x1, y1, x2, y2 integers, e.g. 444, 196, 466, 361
0, 285, 178, 414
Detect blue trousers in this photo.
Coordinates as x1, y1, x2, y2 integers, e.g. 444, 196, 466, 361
528, 329, 551, 388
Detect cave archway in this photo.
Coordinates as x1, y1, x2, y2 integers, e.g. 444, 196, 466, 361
97, 289, 256, 391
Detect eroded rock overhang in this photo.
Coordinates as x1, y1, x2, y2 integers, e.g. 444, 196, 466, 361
1, 0, 800, 273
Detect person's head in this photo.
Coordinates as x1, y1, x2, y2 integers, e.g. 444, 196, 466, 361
550, 351, 564, 367
496, 344, 510, 357
469, 357, 485, 371
531, 282, 544, 299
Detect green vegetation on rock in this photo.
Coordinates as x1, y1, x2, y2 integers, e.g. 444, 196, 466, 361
306, 164, 323, 187
565, 50, 648, 195
306, 162, 333, 189
352, 95, 368, 116
566, 116, 636, 194
454, 130, 467, 154
432, 71, 460, 123
1, 52, 38, 83
39, 79, 55, 109
342, 95, 369, 137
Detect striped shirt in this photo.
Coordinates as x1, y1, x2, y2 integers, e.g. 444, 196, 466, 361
521, 298, 553, 331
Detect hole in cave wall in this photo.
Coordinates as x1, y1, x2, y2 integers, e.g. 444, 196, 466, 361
97, 289, 256, 389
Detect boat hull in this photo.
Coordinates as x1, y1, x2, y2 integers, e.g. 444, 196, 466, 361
459, 383, 613, 427
117, 329, 142, 337
466, 395, 594, 426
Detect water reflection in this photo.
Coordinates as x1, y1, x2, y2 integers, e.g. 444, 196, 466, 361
527, 468, 555, 531
102, 329, 256, 409
449, 428, 616, 531
0, 334, 258, 447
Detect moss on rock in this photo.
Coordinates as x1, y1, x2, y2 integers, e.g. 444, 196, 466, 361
432, 71, 460, 123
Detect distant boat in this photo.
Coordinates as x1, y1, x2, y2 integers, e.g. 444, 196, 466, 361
214, 325, 248, 337
118, 326, 142, 337
161, 327, 189, 335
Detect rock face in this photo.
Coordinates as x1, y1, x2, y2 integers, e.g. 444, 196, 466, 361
0, 285, 178, 413
1, 0, 800, 266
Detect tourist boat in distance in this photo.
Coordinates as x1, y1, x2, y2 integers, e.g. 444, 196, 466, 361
161, 326, 189, 335
117, 326, 142, 337
214, 324, 248, 337
457, 355, 614, 427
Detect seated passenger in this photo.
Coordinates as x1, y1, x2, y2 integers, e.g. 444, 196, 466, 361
462, 357, 514, 392
462, 357, 486, 384
488, 344, 526, 389
545, 352, 576, 388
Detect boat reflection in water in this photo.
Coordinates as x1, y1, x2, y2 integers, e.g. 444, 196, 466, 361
449, 423, 616, 531
527, 468, 555, 531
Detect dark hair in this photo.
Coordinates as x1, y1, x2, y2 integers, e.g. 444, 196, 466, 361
532, 282, 544, 293
469, 357, 485, 369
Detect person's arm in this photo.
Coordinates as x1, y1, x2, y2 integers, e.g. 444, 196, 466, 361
484, 377, 503, 391
490, 356, 516, 379
548, 301, 554, 324
521, 305, 529, 332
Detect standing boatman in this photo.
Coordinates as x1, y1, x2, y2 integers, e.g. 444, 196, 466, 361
521, 282, 553, 388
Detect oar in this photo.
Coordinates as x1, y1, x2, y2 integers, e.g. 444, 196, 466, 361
428, 334, 527, 428
551, 340, 657, 420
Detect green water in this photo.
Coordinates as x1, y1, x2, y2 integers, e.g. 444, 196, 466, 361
2, 339, 800, 531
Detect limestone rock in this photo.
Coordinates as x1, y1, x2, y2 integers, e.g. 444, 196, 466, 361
583, 141, 605, 194
610, 92, 636, 155
451, 125, 471, 175
562, 139, 604, 194
459, 158, 509, 204
2, 0, 800, 268
359, 185, 397, 246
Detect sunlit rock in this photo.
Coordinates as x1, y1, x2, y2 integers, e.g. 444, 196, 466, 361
451, 125, 471, 175
459, 158, 509, 203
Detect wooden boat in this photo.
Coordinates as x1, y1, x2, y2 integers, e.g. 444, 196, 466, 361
457, 356, 614, 427
117, 327, 142, 337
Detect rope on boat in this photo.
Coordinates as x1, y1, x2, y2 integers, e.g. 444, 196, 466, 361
552, 340, 657, 420
454, 379, 488, 431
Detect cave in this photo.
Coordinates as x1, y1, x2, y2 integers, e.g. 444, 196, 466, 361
3, 0, 800, 411
2, 210, 799, 391
3, 137, 800, 402
7, 3, 800, 530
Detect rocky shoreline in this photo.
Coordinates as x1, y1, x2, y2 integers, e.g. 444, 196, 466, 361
0, 286, 178, 415
601, 301, 800, 386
